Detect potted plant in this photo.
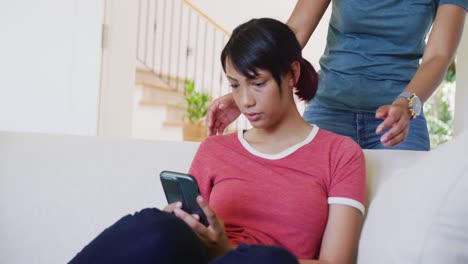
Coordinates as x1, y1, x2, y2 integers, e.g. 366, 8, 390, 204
183, 79, 210, 142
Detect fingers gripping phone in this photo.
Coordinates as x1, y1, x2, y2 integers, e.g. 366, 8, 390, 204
160, 170, 209, 226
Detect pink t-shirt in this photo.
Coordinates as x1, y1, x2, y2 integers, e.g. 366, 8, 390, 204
189, 126, 366, 259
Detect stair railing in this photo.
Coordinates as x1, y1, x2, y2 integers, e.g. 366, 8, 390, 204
136, 0, 249, 131
136, 0, 228, 97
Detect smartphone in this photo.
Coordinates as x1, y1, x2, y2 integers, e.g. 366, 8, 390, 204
159, 170, 209, 226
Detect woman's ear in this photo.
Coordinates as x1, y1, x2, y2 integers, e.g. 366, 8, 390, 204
289, 61, 301, 87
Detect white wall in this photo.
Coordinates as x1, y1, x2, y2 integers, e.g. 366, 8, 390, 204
0, 0, 103, 135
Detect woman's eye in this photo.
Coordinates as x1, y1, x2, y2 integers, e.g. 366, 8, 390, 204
229, 84, 239, 89
254, 81, 266, 87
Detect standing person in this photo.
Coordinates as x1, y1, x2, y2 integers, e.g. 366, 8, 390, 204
69, 18, 365, 264
207, 0, 467, 151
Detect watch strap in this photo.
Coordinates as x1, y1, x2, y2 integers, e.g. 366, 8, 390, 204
397, 92, 418, 119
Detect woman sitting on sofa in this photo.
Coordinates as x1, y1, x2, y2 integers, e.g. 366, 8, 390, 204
70, 18, 366, 264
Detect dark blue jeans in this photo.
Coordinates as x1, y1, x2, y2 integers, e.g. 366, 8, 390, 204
303, 100, 430, 150
69, 208, 299, 264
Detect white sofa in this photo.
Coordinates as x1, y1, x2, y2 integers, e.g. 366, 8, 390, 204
1, 131, 467, 264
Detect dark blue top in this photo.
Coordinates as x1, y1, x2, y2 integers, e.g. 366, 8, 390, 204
314, 0, 468, 112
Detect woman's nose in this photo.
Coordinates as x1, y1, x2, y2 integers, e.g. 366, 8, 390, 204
239, 87, 255, 108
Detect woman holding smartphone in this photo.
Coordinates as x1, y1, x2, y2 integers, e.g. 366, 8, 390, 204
70, 18, 365, 264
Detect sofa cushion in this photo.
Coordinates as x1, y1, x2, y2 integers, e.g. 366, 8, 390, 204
358, 131, 468, 263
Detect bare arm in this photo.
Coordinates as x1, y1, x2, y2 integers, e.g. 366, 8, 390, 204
299, 204, 363, 264
376, 5, 466, 147
402, 4, 466, 103
287, 0, 331, 49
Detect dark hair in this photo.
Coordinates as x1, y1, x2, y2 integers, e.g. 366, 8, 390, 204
221, 18, 318, 102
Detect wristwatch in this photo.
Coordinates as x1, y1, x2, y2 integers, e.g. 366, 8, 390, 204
397, 92, 422, 119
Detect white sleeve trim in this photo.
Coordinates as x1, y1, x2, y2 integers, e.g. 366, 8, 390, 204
328, 197, 366, 215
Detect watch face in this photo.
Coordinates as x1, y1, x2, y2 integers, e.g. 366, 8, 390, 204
412, 96, 422, 115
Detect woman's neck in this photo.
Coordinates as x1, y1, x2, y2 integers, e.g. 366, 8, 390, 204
243, 107, 313, 155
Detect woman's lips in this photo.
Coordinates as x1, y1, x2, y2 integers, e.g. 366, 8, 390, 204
245, 112, 261, 122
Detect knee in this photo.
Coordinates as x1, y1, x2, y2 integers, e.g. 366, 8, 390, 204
115, 208, 197, 247
129, 208, 207, 262
107, 208, 180, 240
70, 208, 207, 264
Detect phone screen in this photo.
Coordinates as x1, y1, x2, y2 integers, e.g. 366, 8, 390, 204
160, 171, 209, 226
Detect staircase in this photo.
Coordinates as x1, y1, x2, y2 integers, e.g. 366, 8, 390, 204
132, 64, 185, 141
135, 66, 186, 126
131, 0, 241, 141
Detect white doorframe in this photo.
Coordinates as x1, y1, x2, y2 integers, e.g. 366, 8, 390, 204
98, 0, 138, 137
454, 21, 468, 136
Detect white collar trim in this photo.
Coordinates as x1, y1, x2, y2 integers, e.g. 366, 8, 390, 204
237, 125, 319, 160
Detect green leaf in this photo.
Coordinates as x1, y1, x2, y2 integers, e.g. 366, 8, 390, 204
183, 79, 211, 124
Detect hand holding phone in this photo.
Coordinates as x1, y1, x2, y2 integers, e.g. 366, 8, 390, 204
160, 170, 209, 226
